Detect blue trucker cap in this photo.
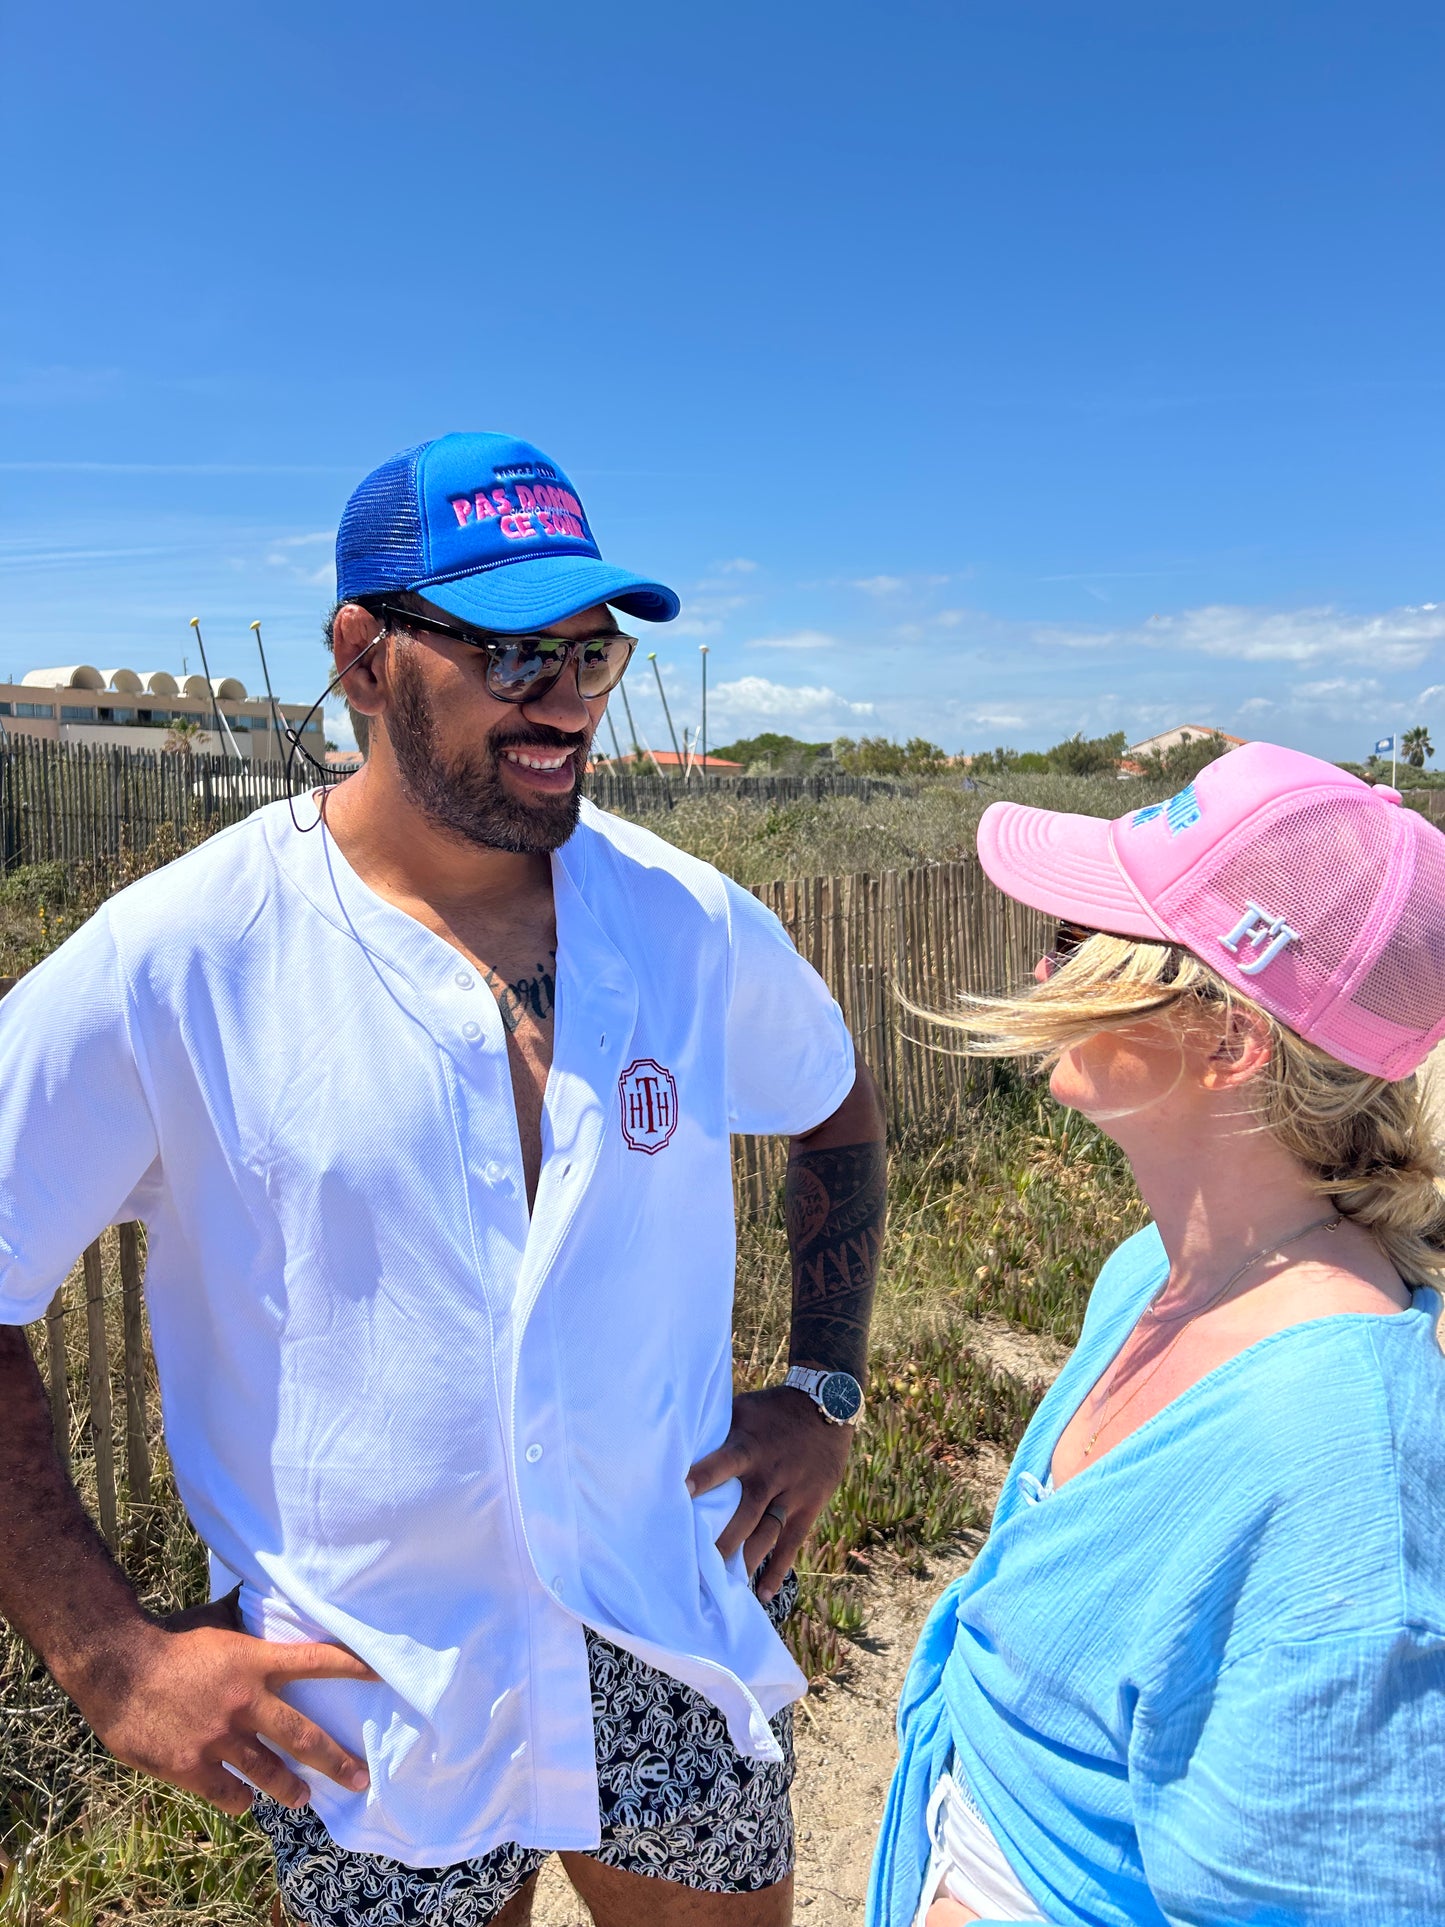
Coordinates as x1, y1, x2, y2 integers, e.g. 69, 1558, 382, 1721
335, 431, 681, 633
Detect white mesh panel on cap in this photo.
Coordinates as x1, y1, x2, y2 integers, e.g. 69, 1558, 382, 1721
1352, 817, 1445, 1033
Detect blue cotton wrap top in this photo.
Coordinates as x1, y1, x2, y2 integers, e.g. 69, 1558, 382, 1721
869, 1224, 1445, 1926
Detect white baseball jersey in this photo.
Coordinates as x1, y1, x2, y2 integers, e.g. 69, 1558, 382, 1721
0, 797, 854, 1866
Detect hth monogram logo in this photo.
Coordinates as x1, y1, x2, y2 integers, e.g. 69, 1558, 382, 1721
1219, 901, 1301, 976
619, 1059, 679, 1154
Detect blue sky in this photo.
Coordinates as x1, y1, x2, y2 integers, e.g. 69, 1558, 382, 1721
3, 2, 1442, 759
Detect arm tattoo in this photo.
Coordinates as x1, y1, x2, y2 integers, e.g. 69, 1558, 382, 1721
785, 1140, 886, 1383
483, 951, 556, 1035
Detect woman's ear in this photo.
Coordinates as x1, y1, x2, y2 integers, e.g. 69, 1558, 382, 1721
1201, 1006, 1273, 1089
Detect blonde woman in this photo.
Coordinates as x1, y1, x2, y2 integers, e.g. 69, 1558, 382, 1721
869, 744, 1445, 1927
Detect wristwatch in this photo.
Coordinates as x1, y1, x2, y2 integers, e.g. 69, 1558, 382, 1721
784, 1365, 865, 1426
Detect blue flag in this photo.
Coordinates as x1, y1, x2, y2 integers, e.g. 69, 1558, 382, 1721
1375, 736, 1395, 755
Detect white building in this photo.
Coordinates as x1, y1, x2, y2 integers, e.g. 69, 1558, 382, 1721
1126, 724, 1247, 761
0, 665, 321, 765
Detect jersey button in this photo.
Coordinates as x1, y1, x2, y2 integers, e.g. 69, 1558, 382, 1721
455, 970, 474, 990
525, 1443, 543, 1464
462, 1020, 481, 1041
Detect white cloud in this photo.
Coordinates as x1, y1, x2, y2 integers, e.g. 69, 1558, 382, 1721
323, 702, 357, 750
709, 676, 875, 729
1050, 601, 1445, 669
1237, 696, 1275, 713
710, 557, 758, 574
1292, 677, 1383, 703
849, 572, 953, 597
1414, 684, 1445, 707
744, 629, 840, 652
672, 591, 752, 633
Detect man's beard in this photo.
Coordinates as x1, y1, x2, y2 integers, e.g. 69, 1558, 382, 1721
386, 645, 587, 856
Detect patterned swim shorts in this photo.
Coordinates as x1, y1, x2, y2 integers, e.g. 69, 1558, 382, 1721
253, 1572, 797, 1925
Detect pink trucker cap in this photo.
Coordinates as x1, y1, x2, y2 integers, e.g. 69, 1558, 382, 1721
977, 742, 1445, 1080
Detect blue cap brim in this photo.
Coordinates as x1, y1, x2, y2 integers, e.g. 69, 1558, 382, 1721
415, 555, 679, 633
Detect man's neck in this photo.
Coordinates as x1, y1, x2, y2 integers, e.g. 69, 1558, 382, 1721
318, 756, 553, 917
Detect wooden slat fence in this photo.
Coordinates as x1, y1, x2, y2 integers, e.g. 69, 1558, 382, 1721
0, 736, 341, 870
0, 735, 912, 869
15, 853, 1043, 1547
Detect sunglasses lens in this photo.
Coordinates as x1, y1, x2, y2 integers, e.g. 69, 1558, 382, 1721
576, 635, 633, 697
1053, 921, 1095, 959
486, 640, 566, 698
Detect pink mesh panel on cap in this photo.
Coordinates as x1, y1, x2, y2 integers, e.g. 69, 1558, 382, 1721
1161, 793, 1409, 1075
1349, 815, 1445, 1067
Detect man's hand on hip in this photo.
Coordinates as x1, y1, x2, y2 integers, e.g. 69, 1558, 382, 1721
70, 1591, 379, 1816
687, 1385, 852, 1604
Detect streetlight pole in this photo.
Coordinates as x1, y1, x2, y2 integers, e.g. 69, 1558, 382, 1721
249, 621, 289, 767
189, 617, 236, 762
619, 679, 643, 764
649, 652, 684, 771
699, 645, 709, 781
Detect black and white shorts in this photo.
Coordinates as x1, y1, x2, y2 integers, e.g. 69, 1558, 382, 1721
253, 1573, 797, 1925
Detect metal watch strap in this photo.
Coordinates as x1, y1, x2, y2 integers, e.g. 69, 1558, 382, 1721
783, 1365, 863, 1425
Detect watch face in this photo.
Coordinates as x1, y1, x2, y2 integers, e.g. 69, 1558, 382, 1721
819, 1372, 863, 1423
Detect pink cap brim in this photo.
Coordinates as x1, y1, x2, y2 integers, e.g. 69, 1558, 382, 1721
977, 801, 1173, 941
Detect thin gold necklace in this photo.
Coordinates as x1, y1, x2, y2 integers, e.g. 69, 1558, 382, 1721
1080, 1212, 1344, 1460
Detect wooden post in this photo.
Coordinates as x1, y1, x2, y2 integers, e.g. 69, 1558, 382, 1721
45, 1283, 70, 1472
83, 1240, 118, 1547
118, 1222, 152, 1508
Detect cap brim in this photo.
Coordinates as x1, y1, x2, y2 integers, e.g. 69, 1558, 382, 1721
416, 555, 679, 633
977, 801, 1172, 941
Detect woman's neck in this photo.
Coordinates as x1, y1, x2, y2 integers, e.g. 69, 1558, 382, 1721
1117, 1099, 1338, 1309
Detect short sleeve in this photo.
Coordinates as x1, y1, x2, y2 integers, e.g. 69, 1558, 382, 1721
1133, 1627, 1445, 1921
722, 878, 855, 1136
0, 908, 160, 1324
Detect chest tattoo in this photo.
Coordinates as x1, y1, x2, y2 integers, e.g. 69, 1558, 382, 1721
483, 952, 557, 1036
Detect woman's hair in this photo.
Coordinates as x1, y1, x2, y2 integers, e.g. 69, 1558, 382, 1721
937, 931, 1445, 1289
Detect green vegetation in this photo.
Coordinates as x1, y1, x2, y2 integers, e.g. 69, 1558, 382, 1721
3, 1076, 1145, 1918
707, 732, 952, 777
831, 736, 949, 776
1134, 730, 1236, 785
0, 781, 1154, 1920
623, 768, 1175, 890
1401, 725, 1435, 770
707, 731, 837, 773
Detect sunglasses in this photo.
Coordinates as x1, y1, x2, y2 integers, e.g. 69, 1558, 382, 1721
373, 601, 637, 704
1050, 919, 1101, 964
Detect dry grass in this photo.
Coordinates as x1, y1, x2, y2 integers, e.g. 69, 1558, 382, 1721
621, 770, 1174, 889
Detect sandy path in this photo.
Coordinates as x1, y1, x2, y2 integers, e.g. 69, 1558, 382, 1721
531, 1321, 1065, 1924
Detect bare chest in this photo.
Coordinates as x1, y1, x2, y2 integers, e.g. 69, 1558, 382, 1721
465, 942, 557, 1209
398, 898, 559, 1210
1050, 1324, 1219, 1487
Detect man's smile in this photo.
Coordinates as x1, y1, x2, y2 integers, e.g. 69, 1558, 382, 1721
500, 747, 573, 772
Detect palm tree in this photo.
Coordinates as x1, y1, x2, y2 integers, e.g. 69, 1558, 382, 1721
1401, 725, 1435, 770
162, 717, 208, 759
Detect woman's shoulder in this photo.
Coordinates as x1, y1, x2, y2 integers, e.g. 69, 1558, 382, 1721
1189, 1295, 1445, 1635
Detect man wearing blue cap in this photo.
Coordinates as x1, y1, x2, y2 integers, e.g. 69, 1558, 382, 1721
0, 433, 886, 1925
